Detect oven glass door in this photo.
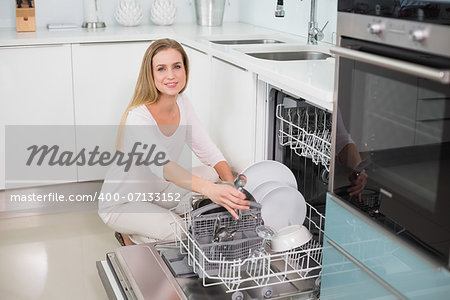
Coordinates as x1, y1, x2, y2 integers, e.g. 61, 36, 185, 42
333, 37, 450, 265
338, 0, 450, 25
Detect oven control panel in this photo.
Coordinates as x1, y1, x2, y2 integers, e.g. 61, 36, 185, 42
338, 12, 449, 58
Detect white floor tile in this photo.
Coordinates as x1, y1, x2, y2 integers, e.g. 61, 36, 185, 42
0, 212, 118, 300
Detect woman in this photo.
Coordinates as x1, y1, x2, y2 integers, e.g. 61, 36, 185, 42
98, 38, 249, 245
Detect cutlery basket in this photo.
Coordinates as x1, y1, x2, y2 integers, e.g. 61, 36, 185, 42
189, 202, 263, 277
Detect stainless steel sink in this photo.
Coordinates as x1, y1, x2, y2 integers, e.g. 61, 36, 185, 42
210, 39, 285, 45
247, 51, 331, 61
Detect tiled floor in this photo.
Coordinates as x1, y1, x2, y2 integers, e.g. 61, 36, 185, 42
0, 210, 118, 300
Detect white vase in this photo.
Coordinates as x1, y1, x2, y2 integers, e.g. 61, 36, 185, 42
150, 0, 177, 26
115, 0, 143, 27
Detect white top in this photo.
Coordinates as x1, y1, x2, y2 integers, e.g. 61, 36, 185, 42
98, 94, 225, 222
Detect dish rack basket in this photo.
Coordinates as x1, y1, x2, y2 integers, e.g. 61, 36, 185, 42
188, 201, 264, 277
170, 201, 325, 296
276, 102, 332, 171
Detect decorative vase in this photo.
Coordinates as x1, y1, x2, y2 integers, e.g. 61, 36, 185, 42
150, 0, 177, 26
114, 0, 143, 27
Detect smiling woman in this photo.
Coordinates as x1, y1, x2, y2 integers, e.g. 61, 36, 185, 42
153, 49, 186, 96
98, 38, 250, 246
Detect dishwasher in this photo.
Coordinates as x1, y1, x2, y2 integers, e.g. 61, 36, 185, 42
96, 85, 332, 300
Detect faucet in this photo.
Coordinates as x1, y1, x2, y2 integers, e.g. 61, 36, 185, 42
276, 0, 328, 44
275, 0, 285, 17
306, 0, 328, 44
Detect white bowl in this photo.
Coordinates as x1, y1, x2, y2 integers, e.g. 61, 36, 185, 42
270, 225, 313, 252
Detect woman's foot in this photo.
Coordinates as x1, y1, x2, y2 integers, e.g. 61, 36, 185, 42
115, 232, 136, 246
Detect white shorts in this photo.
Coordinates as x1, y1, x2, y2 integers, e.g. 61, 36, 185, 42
104, 165, 219, 244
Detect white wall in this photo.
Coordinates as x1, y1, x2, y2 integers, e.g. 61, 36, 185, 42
238, 0, 338, 44
0, 0, 239, 28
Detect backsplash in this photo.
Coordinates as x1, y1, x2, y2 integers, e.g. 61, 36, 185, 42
238, 0, 338, 44
0, 0, 239, 28
0, 0, 337, 45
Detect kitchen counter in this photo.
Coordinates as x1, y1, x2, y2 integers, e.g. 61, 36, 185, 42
0, 22, 335, 111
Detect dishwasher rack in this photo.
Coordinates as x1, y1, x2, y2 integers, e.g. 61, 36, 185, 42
276, 103, 332, 171
170, 202, 325, 298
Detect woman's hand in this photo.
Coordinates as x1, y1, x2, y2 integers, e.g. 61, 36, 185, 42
347, 169, 368, 202
202, 182, 250, 219
162, 161, 250, 218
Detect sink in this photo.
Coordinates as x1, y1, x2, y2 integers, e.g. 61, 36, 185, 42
210, 39, 285, 45
246, 51, 331, 61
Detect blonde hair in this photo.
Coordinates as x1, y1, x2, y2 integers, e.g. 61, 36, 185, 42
120, 38, 190, 126
116, 39, 189, 149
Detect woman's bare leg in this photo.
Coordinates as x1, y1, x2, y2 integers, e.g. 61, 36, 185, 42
121, 233, 135, 246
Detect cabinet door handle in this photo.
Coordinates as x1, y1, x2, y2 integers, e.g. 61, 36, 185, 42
213, 56, 248, 72
326, 238, 407, 300
77, 41, 152, 47
181, 44, 208, 55
0, 44, 67, 49
331, 46, 450, 84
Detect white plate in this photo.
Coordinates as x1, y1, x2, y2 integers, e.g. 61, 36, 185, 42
251, 180, 285, 203
242, 160, 297, 194
260, 186, 306, 231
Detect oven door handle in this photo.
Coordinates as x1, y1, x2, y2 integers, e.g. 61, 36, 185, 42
331, 46, 450, 84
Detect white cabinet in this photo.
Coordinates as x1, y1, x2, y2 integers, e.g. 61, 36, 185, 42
255, 80, 269, 162
71, 41, 151, 181
0, 40, 259, 187
209, 57, 256, 173
182, 45, 213, 168
72, 42, 151, 125
0, 44, 76, 189
182, 45, 212, 131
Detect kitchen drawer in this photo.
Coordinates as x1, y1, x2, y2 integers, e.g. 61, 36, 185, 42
321, 237, 399, 300
324, 194, 450, 299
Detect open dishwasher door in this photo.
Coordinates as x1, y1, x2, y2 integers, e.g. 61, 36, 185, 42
97, 241, 320, 300
97, 243, 188, 300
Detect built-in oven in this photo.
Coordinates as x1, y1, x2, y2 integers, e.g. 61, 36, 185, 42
331, 1, 450, 268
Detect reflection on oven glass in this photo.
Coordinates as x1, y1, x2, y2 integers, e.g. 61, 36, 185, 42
338, 1, 450, 24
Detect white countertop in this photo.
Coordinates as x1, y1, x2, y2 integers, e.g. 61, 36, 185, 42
0, 22, 335, 111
